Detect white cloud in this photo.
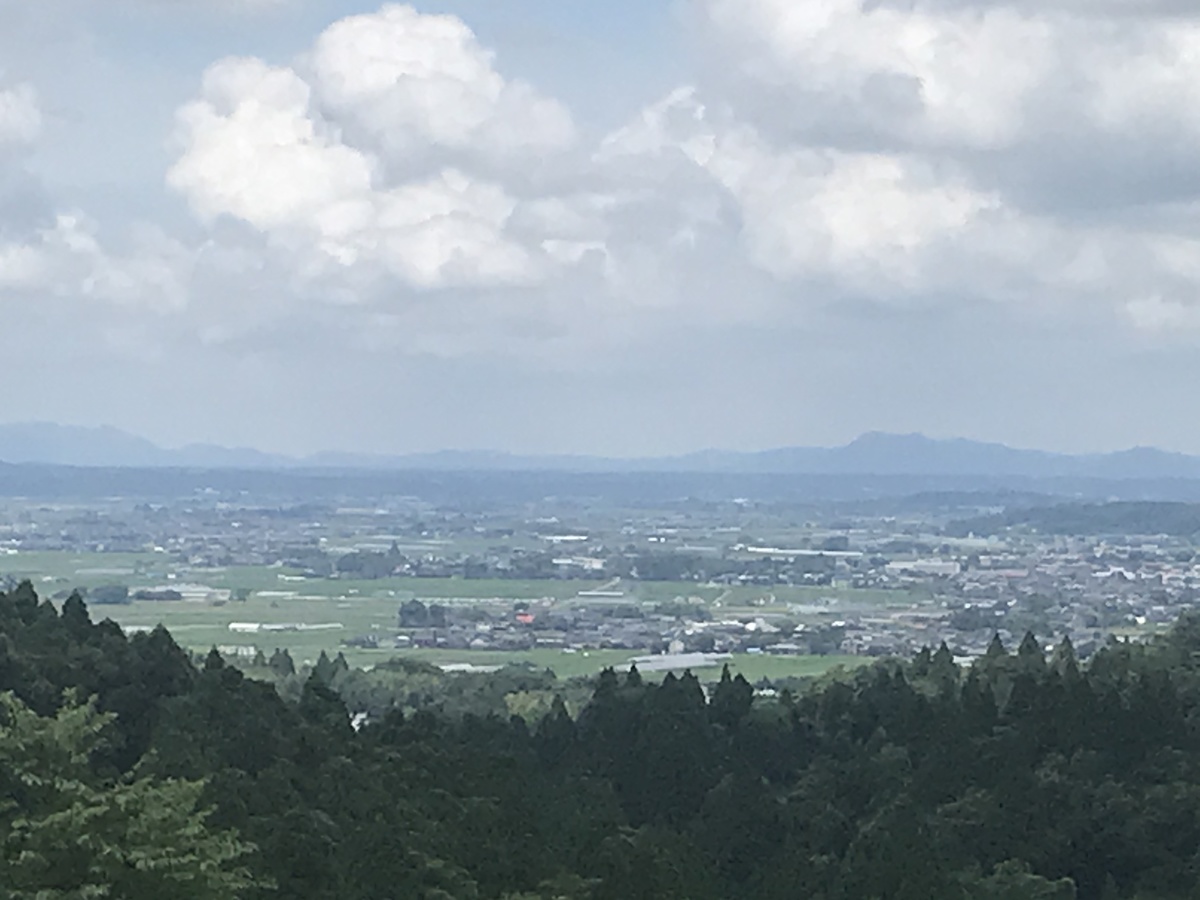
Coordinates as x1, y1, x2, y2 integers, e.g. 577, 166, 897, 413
595, 78, 1200, 336
693, 0, 1200, 169
167, 8, 577, 293
1086, 23, 1200, 135
70, 220, 193, 311
0, 240, 45, 289
353, 170, 534, 287
0, 84, 41, 145
600, 90, 998, 296
704, 132, 997, 286
19, 0, 1200, 454
136, 0, 1200, 360
1125, 295, 1200, 333
0, 213, 192, 312
697, 0, 1054, 148
309, 4, 575, 165
168, 58, 374, 231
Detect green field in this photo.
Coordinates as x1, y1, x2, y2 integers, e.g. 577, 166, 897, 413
81, 589, 868, 680
2, 553, 922, 610
0, 553, 606, 601
4, 552, 895, 678
0, 551, 163, 586
90, 590, 870, 678
202, 570, 609, 601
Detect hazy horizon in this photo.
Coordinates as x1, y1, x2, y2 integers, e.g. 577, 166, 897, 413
0, 419, 1196, 462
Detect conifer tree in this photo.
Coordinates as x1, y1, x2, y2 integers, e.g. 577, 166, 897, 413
0, 692, 261, 899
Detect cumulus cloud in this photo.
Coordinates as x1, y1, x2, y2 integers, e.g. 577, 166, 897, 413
595, 81, 1200, 340
1125, 295, 1200, 332
0, 239, 44, 289
0, 84, 40, 145
0, 214, 192, 311
168, 7, 580, 293
169, 59, 374, 231
18, 0, 1200, 453
0, 75, 188, 316
692, 0, 1200, 181
698, 0, 1053, 149
1085, 23, 1200, 135
717, 144, 994, 286
145, 0, 1200, 356
308, 5, 575, 166
606, 91, 996, 285
533, 0, 1200, 328
600, 89, 1003, 303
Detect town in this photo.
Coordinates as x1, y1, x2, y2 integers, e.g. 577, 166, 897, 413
2, 467, 1196, 674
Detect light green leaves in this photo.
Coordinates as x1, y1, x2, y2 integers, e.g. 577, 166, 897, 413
0, 692, 264, 900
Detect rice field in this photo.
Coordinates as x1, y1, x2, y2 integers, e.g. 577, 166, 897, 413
3, 551, 901, 678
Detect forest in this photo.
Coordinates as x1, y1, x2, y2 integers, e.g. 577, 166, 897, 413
6, 581, 1200, 899
945, 501, 1200, 540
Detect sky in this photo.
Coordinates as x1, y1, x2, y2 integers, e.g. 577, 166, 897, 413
3, 0, 1200, 457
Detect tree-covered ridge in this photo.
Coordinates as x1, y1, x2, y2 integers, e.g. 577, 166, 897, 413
946, 500, 1200, 538
7, 582, 1200, 898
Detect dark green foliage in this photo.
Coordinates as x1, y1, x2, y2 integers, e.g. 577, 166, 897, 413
11, 578, 1200, 898
0, 692, 261, 899
88, 584, 131, 605
709, 664, 753, 731
311, 649, 337, 685
336, 543, 408, 579
268, 647, 295, 677
962, 861, 1077, 899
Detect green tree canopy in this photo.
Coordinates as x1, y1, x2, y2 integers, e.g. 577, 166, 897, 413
0, 691, 262, 900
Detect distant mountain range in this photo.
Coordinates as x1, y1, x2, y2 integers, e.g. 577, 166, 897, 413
3, 422, 1200, 479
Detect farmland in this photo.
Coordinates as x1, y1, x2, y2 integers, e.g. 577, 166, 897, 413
7, 463, 1166, 682
64, 580, 877, 678
1, 549, 892, 678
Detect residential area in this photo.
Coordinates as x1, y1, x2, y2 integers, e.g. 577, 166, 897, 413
2, 471, 1197, 669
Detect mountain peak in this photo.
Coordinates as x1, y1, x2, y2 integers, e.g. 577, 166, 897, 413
1, 423, 1200, 479
846, 431, 935, 448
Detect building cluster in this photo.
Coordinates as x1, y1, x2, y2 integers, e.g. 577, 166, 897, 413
4, 486, 1200, 663
335, 535, 1200, 661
